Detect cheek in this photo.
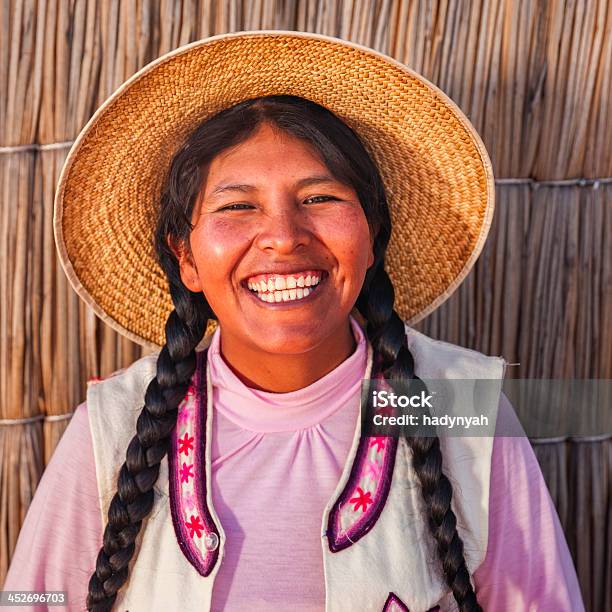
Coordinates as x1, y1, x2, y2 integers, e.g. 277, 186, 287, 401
190, 219, 248, 288
319, 210, 372, 276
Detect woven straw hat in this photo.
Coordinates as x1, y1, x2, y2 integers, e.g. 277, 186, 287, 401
54, 30, 495, 350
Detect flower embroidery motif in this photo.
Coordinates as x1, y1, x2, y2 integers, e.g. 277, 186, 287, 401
349, 486, 373, 512
179, 462, 194, 483
169, 349, 221, 577
178, 432, 195, 456
364, 460, 381, 480
178, 384, 195, 406
177, 403, 193, 427
327, 358, 402, 552
183, 490, 196, 511
369, 437, 386, 452
185, 514, 204, 539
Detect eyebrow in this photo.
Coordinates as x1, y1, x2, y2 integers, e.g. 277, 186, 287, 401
207, 174, 341, 198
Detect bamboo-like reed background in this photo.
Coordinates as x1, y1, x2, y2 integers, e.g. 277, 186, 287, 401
1, 1, 610, 608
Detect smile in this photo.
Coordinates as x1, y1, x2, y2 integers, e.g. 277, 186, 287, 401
243, 270, 326, 304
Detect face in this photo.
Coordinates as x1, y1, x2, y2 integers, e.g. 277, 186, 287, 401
174, 121, 374, 356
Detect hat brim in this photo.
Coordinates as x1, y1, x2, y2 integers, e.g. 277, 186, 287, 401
54, 30, 495, 350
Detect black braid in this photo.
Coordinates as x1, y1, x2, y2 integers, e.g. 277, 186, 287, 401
357, 223, 482, 612
86, 279, 212, 611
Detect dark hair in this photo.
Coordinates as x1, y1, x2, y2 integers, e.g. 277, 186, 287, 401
86, 95, 482, 611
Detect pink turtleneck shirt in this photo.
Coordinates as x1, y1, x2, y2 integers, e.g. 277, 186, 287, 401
3, 317, 584, 611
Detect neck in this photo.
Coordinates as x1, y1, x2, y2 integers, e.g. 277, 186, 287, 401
217, 318, 357, 393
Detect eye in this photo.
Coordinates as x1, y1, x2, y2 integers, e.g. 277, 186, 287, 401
304, 195, 339, 204
218, 203, 254, 211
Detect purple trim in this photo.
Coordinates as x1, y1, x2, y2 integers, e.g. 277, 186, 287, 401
381, 593, 439, 612
168, 348, 220, 577
326, 434, 397, 552
382, 592, 409, 612
326, 373, 398, 552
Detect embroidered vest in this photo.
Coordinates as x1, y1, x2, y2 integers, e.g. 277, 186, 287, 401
87, 322, 506, 611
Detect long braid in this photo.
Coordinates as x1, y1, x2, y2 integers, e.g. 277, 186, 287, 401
357, 225, 482, 612
86, 279, 212, 611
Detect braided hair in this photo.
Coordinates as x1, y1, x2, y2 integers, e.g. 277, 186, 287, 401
86, 95, 482, 611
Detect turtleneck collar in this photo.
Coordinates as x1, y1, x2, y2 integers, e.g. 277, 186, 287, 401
207, 315, 368, 432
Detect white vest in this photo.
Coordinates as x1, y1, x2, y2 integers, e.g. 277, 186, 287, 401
87, 322, 506, 611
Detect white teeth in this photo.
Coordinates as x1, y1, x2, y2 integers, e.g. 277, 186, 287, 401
247, 272, 323, 302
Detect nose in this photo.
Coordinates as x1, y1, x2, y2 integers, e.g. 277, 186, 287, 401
254, 207, 312, 254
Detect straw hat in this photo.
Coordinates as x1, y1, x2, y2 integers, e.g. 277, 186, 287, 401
54, 30, 495, 350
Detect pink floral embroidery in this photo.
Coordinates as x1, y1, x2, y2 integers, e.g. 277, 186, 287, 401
369, 437, 386, 452
349, 486, 373, 512
179, 462, 194, 483
169, 349, 220, 577
177, 403, 193, 427
327, 434, 398, 551
185, 515, 204, 538
178, 432, 195, 456
364, 460, 381, 480
183, 490, 196, 511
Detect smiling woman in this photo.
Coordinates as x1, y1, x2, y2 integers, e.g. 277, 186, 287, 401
4, 31, 583, 612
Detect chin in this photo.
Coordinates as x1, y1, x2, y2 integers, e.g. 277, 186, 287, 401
250, 324, 330, 355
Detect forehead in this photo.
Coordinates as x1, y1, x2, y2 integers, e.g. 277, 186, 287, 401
204, 123, 329, 183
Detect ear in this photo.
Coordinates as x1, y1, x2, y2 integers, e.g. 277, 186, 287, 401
167, 234, 203, 292
366, 226, 376, 268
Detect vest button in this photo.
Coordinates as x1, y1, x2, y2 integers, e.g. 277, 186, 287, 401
204, 532, 219, 551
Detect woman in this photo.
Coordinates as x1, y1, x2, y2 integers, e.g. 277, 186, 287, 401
4, 32, 583, 611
